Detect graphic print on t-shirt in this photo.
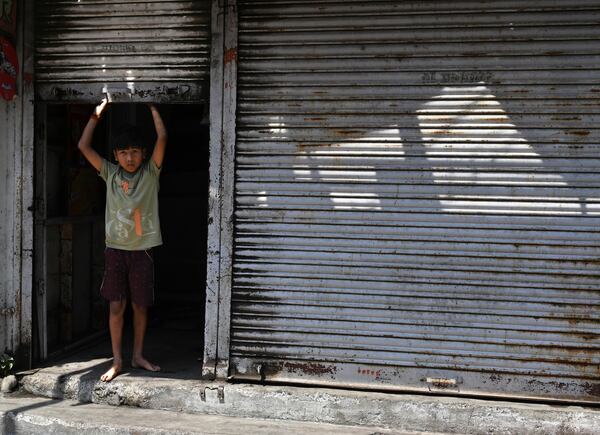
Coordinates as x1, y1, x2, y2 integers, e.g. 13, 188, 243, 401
106, 207, 157, 242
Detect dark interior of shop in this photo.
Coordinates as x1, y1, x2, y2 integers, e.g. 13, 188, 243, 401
39, 102, 208, 375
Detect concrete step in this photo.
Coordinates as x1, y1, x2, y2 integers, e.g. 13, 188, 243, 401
1, 392, 425, 435
19, 359, 600, 435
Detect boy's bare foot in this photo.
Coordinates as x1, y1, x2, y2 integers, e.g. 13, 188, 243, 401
131, 356, 160, 372
100, 361, 122, 382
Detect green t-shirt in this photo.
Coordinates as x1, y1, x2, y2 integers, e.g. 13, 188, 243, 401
99, 158, 162, 251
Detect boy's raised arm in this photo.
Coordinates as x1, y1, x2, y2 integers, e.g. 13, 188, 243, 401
149, 104, 167, 169
78, 98, 108, 172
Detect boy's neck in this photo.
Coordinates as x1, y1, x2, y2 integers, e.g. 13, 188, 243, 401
120, 165, 141, 176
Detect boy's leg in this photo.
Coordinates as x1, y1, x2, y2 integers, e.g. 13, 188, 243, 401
99, 247, 129, 382
101, 300, 126, 382
131, 302, 160, 372
129, 249, 159, 372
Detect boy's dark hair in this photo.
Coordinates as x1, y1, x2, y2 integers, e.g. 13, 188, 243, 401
113, 126, 146, 151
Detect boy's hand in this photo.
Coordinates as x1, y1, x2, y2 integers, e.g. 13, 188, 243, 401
93, 98, 109, 120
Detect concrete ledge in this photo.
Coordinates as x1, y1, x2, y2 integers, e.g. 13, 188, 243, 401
0, 393, 404, 435
20, 362, 600, 435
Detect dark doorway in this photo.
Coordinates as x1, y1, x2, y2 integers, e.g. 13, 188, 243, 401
149, 104, 209, 334
34, 102, 209, 372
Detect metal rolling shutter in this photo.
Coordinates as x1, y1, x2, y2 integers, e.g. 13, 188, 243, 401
35, 0, 210, 102
231, 1, 600, 401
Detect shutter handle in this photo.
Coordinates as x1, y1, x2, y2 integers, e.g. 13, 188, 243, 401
423, 377, 461, 389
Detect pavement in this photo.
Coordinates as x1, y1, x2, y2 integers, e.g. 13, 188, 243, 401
13, 325, 600, 434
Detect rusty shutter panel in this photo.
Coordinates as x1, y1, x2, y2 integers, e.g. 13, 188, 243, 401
35, 1, 210, 102
230, 1, 600, 402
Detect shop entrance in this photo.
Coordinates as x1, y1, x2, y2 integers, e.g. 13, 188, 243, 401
33, 102, 209, 376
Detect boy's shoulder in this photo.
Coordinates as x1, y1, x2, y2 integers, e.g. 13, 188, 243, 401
99, 158, 118, 181
143, 158, 162, 178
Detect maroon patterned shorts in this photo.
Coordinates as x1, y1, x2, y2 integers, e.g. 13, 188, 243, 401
100, 247, 155, 307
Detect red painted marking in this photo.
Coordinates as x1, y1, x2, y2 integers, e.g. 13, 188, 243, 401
0, 37, 19, 101
224, 47, 237, 65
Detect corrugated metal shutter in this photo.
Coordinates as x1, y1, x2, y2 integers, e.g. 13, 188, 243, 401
35, 0, 210, 102
230, 1, 600, 402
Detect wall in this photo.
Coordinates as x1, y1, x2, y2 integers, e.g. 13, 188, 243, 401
0, 0, 34, 367
0, 95, 19, 354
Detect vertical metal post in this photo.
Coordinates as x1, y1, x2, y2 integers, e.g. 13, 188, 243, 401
203, 0, 226, 379
215, 0, 237, 380
1, 2, 22, 360
18, 0, 36, 368
203, 0, 237, 379
33, 103, 48, 361
2, 63, 19, 358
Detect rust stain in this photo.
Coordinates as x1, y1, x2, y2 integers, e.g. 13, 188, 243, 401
284, 362, 337, 376
333, 129, 363, 138
581, 259, 600, 265
551, 116, 581, 121
489, 374, 502, 383
224, 47, 237, 65
568, 130, 590, 137
584, 383, 600, 397
358, 367, 384, 381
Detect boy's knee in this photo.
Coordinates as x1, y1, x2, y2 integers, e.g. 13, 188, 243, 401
109, 300, 126, 315
131, 302, 147, 313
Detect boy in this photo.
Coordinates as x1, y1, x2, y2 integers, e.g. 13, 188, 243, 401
78, 98, 167, 382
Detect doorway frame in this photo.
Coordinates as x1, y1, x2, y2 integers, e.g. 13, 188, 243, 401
5, 0, 35, 369
202, 0, 237, 380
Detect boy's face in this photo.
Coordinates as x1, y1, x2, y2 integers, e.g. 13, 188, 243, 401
113, 146, 145, 173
